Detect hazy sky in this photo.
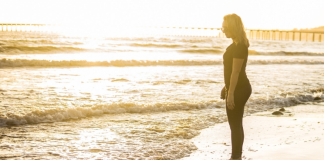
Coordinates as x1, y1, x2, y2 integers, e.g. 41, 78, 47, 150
0, 0, 323, 30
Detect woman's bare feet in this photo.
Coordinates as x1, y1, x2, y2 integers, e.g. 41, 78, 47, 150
229, 157, 242, 160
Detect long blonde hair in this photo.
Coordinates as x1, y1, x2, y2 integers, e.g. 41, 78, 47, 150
223, 13, 250, 47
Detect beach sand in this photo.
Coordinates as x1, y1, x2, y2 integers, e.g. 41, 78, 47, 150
182, 102, 324, 160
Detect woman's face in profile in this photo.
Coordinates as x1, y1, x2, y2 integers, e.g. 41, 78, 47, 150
222, 21, 232, 38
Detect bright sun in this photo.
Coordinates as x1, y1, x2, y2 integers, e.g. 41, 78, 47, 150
0, 0, 323, 30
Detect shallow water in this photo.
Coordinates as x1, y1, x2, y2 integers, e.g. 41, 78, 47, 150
1, 65, 323, 159
0, 31, 324, 159
1, 109, 225, 159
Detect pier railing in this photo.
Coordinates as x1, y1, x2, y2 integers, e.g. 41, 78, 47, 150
1, 23, 323, 42
243, 29, 323, 42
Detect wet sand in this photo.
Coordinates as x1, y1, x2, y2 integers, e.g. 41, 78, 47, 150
182, 102, 324, 160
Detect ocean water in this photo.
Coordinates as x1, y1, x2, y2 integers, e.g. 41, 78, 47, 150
0, 31, 324, 159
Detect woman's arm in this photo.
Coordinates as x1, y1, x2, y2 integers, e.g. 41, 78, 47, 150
227, 58, 244, 109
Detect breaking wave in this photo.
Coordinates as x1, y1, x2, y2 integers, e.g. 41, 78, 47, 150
249, 50, 324, 56
129, 43, 182, 48
179, 49, 224, 54
1, 58, 324, 68
0, 45, 88, 54
0, 88, 323, 126
0, 44, 323, 56
179, 49, 324, 56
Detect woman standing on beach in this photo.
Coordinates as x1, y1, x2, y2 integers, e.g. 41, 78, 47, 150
220, 14, 252, 160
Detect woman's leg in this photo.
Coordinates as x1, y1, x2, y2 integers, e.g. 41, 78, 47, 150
226, 85, 252, 159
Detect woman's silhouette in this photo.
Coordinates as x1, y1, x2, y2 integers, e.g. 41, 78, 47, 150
220, 13, 252, 160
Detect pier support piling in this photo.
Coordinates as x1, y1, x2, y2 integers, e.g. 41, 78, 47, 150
313, 33, 315, 42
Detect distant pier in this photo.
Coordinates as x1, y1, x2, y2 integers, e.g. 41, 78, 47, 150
1, 23, 323, 42
243, 29, 323, 42
0, 23, 48, 32
146, 26, 324, 42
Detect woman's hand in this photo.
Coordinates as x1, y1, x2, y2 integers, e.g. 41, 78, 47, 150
226, 93, 235, 110
221, 86, 226, 100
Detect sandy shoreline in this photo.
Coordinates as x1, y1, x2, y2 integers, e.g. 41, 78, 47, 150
1, 102, 324, 159
182, 102, 324, 160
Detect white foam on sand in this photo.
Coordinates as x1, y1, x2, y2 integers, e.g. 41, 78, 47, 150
182, 103, 324, 160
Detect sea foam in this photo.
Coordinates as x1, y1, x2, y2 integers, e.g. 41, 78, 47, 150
0, 90, 322, 127
1, 58, 324, 68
